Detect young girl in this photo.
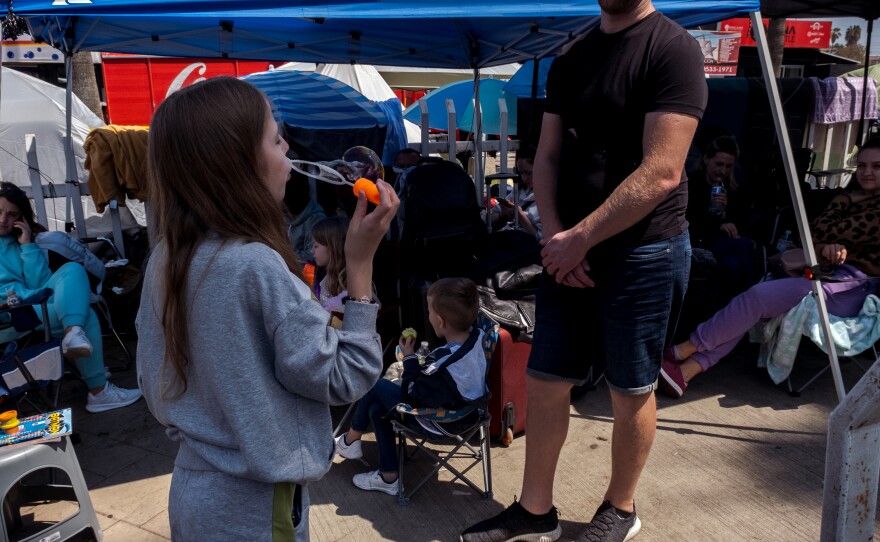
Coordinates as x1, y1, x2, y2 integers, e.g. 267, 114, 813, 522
136, 77, 398, 540
0, 182, 141, 413
311, 215, 349, 321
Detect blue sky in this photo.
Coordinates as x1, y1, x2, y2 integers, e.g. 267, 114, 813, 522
821, 17, 880, 51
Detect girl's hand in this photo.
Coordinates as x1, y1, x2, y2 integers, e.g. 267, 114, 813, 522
399, 336, 415, 357
345, 179, 399, 263
13, 221, 32, 245
344, 180, 400, 299
820, 243, 847, 265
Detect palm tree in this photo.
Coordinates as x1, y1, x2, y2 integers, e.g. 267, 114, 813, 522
72, 52, 103, 120
844, 25, 862, 47
831, 27, 841, 45
768, 19, 786, 77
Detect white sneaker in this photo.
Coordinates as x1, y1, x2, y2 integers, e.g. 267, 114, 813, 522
352, 470, 398, 496
86, 382, 142, 413
61, 326, 93, 359
335, 433, 363, 460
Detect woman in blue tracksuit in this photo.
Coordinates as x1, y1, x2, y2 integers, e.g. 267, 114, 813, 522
0, 182, 141, 413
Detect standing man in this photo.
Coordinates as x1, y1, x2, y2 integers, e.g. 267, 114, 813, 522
461, 1, 706, 541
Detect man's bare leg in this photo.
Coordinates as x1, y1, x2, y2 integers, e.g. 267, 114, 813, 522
603, 389, 656, 513
518, 376, 574, 515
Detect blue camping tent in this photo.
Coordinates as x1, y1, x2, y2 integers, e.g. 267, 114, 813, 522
243, 69, 396, 161
243, 70, 387, 131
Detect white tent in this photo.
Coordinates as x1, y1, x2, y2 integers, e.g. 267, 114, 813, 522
0, 67, 104, 188
0, 67, 108, 230
373, 63, 519, 90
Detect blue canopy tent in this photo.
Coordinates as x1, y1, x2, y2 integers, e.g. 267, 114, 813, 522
15, 1, 755, 68
503, 57, 555, 100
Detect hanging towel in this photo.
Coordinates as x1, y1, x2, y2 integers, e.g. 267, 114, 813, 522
83, 125, 150, 211
809, 77, 879, 125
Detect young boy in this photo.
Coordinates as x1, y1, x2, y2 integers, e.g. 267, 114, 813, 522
335, 277, 487, 495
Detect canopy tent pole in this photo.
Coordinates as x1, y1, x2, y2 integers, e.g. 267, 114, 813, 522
528, 57, 540, 144
471, 67, 487, 228
856, 19, 873, 141
63, 52, 87, 237
749, 11, 846, 402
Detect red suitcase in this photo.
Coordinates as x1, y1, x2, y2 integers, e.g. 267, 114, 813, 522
488, 328, 531, 446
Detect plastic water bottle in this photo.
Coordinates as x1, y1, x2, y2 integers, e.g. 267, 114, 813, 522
708, 184, 724, 215
416, 341, 431, 364
776, 230, 795, 252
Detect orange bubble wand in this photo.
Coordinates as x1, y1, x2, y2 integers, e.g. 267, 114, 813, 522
289, 159, 382, 205
352, 178, 381, 205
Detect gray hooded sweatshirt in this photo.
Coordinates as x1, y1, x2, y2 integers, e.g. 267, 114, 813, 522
136, 236, 382, 484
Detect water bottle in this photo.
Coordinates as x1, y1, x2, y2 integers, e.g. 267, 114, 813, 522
708, 183, 724, 215
416, 341, 431, 364
776, 230, 795, 253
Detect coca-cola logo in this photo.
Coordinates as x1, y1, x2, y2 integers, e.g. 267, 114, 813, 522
165, 62, 208, 98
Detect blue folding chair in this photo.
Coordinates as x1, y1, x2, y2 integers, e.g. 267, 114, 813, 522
390, 310, 499, 505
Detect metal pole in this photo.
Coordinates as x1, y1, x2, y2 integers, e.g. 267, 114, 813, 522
750, 11, 846, 401
63, 54, 87, 236
472, 69, 484, 212
856, 19, 873, 141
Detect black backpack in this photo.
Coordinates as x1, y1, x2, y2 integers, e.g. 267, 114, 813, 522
400, 161, 487, 279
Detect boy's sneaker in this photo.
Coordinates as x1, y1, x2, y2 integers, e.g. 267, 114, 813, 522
86, 382, 142, 413
352, 470, 398, 496
61, 326, 93, 359
335, 433, 363, 459
658, 359, 686, 399
575, 501, 640, 542
460, 499, 561, 542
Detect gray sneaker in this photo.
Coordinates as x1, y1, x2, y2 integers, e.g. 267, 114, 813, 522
334, 433, 363, 459
352, 470, 398, 496
86, 382, 142, 413
574, 501, 641, 542
61, 326, 93, 359
460, 499, 561, 542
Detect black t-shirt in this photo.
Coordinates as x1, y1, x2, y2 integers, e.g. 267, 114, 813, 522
545, 11, 707, 247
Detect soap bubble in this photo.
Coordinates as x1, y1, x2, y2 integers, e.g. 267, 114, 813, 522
342, 146, 384, 182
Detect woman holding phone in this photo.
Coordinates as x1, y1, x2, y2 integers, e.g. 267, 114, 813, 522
0, 182, 142, 413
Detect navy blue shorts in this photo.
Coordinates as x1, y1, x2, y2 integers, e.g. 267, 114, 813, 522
527, 231, 691, 395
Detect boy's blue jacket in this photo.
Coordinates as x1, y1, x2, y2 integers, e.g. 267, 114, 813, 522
400, 327, 487, 410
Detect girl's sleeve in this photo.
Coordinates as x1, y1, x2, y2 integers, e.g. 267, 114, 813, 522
19, 244, 52, 290
254, 250, 382, 406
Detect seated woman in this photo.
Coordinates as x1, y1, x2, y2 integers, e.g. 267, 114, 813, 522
0, 182, 141, 412
492, 146, 542, 239
660, 138, 880, 398
686, 135, 760, 297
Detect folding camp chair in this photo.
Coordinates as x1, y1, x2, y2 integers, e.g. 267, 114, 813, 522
37, 232, 135, 371
0, 289, 65, 413
389, 310, 499, 505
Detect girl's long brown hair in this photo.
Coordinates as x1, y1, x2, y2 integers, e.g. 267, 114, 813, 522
311, 215, 349, 296
146, 76, 301, 396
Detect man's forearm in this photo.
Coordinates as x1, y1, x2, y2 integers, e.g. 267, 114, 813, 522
573, 165, 679, 248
